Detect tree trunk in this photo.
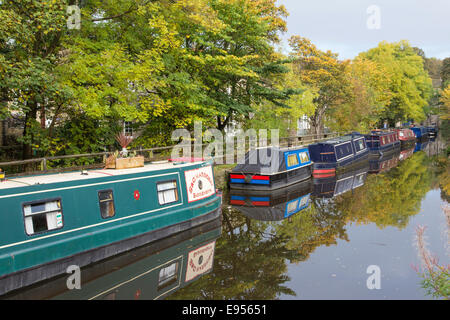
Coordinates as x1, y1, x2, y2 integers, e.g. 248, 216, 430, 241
22, 103, 38, 160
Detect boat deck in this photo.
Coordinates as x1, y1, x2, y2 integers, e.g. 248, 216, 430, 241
0, 161, 203, 190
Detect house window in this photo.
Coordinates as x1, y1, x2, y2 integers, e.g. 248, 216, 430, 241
98, 190, 116, 219
157, 181, 178, 205
287, 154, 299, 167
123, 121, 133, 137
158, 262, 179, 289
23, 199, 63, 235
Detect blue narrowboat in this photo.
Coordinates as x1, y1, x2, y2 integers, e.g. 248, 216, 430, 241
0, 160, 221, 295
313, 161, 369, 198
230, 179, 312, 221
410, 126, 428, 140
364, 130, 400, 155
229, 146, 312, 191
308, 133, 369, 178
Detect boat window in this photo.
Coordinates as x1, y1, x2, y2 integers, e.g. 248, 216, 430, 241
158, 262, 179, 289
287, 200, 299, 214
287, 154, 299, 167
98, 190, 116, 219
335, 143, 352, 160
157, 181, 179, 205
23, 199, 63, 235
354, 139, 366, 152
299, 152, 310, 163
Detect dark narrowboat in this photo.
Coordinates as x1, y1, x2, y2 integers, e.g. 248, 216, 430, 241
308, 133, 369, 178
394, 128, 416, 148
0, 160, 221, 295
313, 161, 369, 198
230, 179, 312, 221
410, 126, 428, 140
369, 149, 400, 174
364, 130, 400, 155
229, 146, 312, 191
2, 217, 221, 300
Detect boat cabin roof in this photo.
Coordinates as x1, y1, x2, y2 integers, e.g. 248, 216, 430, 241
312, 133, 364, 146
0, 161, 204, 191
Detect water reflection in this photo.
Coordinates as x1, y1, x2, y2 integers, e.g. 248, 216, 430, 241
169, 137, 448, 300
229, 179, 312, 221
4, 218, 221, 300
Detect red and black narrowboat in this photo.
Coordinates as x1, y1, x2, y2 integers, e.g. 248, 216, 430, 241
393, 128, 416, 148
364, 130, 400, 155
308, 133, 369, 178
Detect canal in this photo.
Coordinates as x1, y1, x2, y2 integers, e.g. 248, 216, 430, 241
3, 138, 449, 300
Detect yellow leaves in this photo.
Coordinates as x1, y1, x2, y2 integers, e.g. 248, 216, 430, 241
440, 85, 450, 120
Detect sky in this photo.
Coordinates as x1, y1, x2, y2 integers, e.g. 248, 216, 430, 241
276, 0, 450, 60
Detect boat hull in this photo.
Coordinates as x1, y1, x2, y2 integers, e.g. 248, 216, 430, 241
0, 198, 221, 296
229, 164, 312, 191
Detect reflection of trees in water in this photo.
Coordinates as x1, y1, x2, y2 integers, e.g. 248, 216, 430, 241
335, 152, 433, 229
170, 148, 445, 300
169, 201, 349, 300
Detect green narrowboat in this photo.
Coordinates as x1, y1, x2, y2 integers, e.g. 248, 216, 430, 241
0, 160, 221, 295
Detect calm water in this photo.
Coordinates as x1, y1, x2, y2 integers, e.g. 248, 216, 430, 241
4, 138, 449, 300
168, 138, 449, 300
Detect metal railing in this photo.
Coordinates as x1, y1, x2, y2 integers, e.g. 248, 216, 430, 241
0, 132, 345, 177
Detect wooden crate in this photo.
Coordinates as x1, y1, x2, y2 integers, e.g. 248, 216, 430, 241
105, 156, 145, 169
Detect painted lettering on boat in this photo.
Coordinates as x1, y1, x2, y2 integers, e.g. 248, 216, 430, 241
184, 166, 215, 203
185, 241, 215, 282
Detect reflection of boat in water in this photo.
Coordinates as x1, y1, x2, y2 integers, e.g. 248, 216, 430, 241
369, 149, 400, 174
229, 146, 312, 191
229, 179, 312, 221
2, 218, 222, 300
414, 140, 429, 153
308, 133, 369, 178
398, 146, 415, 162
312, 161, 369, 198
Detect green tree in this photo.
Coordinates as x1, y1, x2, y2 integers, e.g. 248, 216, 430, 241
358, 41, 433, 125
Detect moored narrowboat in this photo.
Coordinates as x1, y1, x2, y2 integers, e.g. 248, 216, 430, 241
230, 179, 312, 221
313, 161, 369, 198
364, 130, 400, 155
0, 160, 221, 295
229, 146, 312, 191
308, 133, 369, 178
394, 128, 416, 148
410, 126, 428, 140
